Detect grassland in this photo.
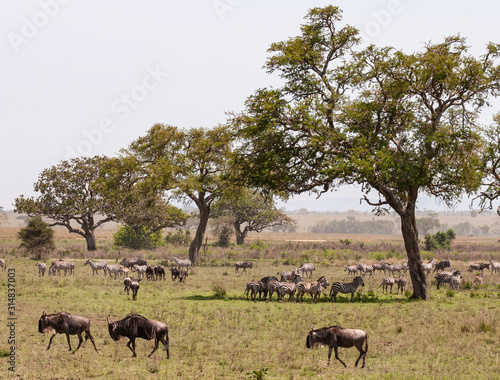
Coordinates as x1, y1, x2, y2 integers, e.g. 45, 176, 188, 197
1, 225, 500, 379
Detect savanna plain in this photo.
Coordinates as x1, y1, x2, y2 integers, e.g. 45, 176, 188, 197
1, 215, 500, 380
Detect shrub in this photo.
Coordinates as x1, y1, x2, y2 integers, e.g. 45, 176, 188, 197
424, 229, 456, 251
165, 229, 191, 246
113, 225, 164, 250
18, 216, 55, 259
212, 282, 227, 298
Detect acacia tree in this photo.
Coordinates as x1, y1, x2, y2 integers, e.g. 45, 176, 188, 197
476, 114, 500, 216
211, 189, 295, 244
125, 123, 233, 264
232, 6, 500, 299
14, 156, 115, 251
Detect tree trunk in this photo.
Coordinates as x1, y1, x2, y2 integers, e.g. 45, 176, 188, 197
400, 211, 429, 300
84, 230, 97, 251
189, 204, 210, 265
234, 221, 246, 245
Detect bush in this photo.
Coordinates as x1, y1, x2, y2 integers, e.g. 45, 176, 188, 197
165, 229, 191, 246
18, 216, 55, 259
113, 225, 164, 250
424, 229, 456, 251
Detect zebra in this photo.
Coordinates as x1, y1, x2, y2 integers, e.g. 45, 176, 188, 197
48, 260, 72, 276
435, 269, 461, 289
401, 262, 409, 275
296, 276, 329, 303
106, 264, 125, 279
378, 277, 396, 294
421, 259, 436, 276
357, 263, 374, 277
36, 262, 47, 277
372, 262, 389, 275
133, 264, 148, 280
387, 264, 402, 276
490, 260, 500, 274
450, 274, 462, 290
395, 275, 407, 295
0, 259, 6, 271
344, 265, 359, 277
277, 275, 303, 301
330, 276, 365, 303
277, 269, 299, 282
171, 256, 192, 271
245, 280, 265, 302
84, 259, 108, 276
265, 277, 281, 301
298, 263, 315, 278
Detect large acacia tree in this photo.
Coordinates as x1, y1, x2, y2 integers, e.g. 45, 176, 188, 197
125, 123, 233, 264
15, 156, 115, 251
232, 6, 500, 299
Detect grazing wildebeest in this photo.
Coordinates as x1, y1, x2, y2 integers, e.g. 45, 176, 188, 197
0, 258, 6, 271
179, 268, 189, 282
306, 326, 368, 367
107, 314, 169, 358
155, 265, 166, 280
124, 277, 133, 294
84, 259, 107, 276
170, 267, 180, 281
38, 311, 98, 352
145, 265, 155, 280
432, 260, 450, 273
468, 262, 490, 274
120, 258, 147, 269
130, 279, 140, 300
234, 261, 253, 273
36, 262, 47, 277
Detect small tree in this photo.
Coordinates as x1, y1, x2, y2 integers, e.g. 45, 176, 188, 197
18, 216, 55, 259
416, 217, 441, 235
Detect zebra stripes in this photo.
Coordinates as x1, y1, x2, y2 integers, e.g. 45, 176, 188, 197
277, 275, 303, 301
435, 269, 461, 289
296, 276, 329, 303
298, 263, 315, 278
330, 276, 365, 302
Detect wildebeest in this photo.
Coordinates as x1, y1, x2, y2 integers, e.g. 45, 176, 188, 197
179, 268, 189, 282
36, 262, 47, 277
306, 325, 368, 367
468, 262, 490, 274
234, 261, 253, 273
38, 311, 98, 352
432, 260, 450, 273
155, 265, 166, 280
146, 265, 155, 280
107, 314, 169, 358
170, 267, 180, 281
130, 279, 141, 300
120, 258, 147, 268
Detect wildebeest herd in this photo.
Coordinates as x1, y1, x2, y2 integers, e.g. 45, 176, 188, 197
2, 254, 499, 368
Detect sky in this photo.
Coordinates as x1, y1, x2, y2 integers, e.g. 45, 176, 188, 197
1, 0, 499, 212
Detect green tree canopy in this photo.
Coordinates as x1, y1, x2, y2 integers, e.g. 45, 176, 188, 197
124, 123, 234, 264
14, 156, 115, 251
211, 189, 295, 244
232, 6, 500, 299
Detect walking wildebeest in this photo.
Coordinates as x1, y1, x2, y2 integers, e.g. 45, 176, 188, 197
170, 266, 180, 281
306, 325, 368, 367
38, 311, 98, 352
119, 258, 147, 268
234, 261, 253, 273
107, 314, 170, 358
432, 260, 450, 273
130, 279, 141, 300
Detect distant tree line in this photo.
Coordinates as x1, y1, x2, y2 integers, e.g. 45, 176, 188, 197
310, 217, 395, 235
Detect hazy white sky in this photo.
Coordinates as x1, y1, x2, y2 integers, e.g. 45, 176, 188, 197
1, 1, 499, 211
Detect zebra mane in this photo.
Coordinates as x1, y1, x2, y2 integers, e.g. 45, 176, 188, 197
316, 276, 326, 281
